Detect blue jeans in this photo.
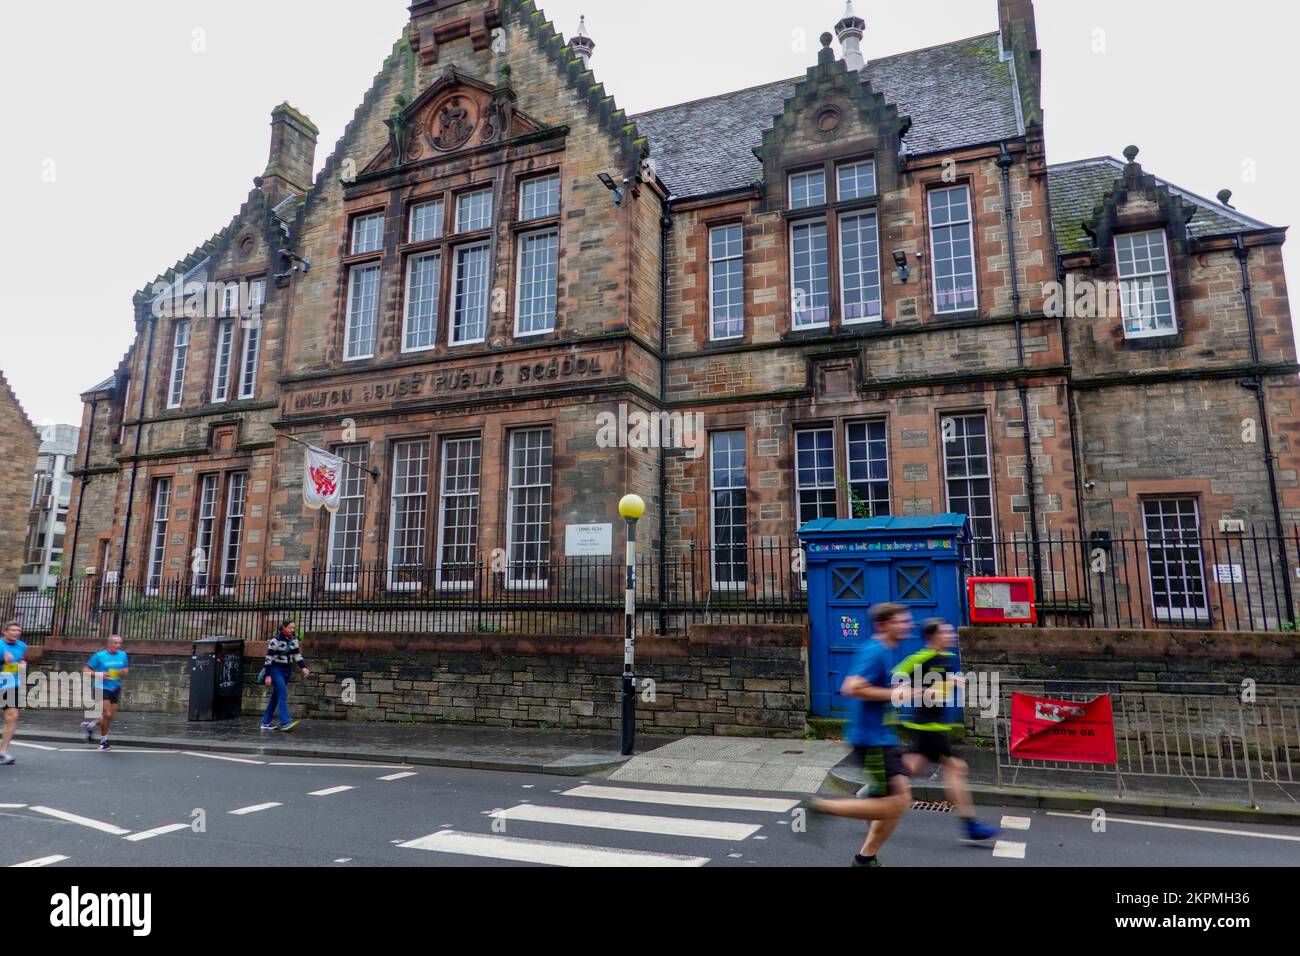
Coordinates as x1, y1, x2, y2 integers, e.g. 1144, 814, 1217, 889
262, 668, 291, 726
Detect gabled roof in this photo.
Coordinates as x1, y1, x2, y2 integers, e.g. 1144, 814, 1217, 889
635, 33, 1021, 198
0, 369, 38, 438
1048, 156, 1274, 253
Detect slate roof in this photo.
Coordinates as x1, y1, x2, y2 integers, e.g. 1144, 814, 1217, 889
634, 33, 1022, 198
1048, 157, 1274, 253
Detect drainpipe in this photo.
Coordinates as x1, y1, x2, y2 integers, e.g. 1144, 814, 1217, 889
114, 313, 158, 632
1234, 233, 1294, 624
998, 142, 1042, 591
657, 196, 674, 634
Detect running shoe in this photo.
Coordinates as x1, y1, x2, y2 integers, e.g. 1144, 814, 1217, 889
280, 720, 300, 732
963, 818, 1000, 842
851, 856, 885, 867
260, 723, 277, 731
82, 720, 96, 743
0, 753, 15, 765
99, 739, 111, 752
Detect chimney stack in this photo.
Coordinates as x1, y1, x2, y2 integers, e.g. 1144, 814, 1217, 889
260, 102, 319, 206
569, 15, 595, 68
835, 1, 866, 73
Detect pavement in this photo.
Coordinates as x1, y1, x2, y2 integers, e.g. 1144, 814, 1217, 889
3, 745, 1299, 868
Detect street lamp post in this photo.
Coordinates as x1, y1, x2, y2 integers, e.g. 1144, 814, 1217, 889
618, 493, 646, 756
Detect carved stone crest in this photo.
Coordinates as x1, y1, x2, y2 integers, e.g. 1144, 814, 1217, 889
430, 95, 478, 152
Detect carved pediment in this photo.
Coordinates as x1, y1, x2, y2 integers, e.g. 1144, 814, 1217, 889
364, 66, 541, 175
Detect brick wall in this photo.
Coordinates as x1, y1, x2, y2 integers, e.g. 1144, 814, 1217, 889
0, 371, 39, 590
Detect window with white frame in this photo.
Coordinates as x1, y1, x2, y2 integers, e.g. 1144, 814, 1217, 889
791, 220, 830, 328
839, 211, 881, 323
519, 174, 560, 221
837, 160, 877, 201
450, 242, 490, 344
795, 428, 837, 526
437, 437, 481, 589
455, 189, 493, 233
238, 279, 265, 399
846, 420, 891, 518
167, 321, 190, 409
211, 319, 235, 403
192, 474, 219, 593
709, 224, 745, 340
1116, 230, 1177, 338
388, 440, 429, 590
507, 429, 553, 586
928, 185, 977, 314
788, 170, 827, 210
515, 229, 558, 335
410, 200, 444, 244
403, 252, 441, 352
220, 472, 247, 592
146, 478, 171, 594
344, 263, 381, 360
1143, 498, 1208, 622
942, 413, 996, 575
710, 431, 748, 588
326, 445, 369, 590
351, 212, 385, 254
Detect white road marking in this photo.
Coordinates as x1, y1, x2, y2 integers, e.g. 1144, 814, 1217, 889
10, 855, 69, 868
1001, 815, 1033, 830
183, 751, 265, 765
1046, 811, 1300, 843
9, 741, 57, 751
268, 762, 414, 769
562, 784, 801, 814
992, 840, 1027, 859
491, 804, 760, 841
400, 830, 710, 867
309, 786, 355, 797
0, 803, 27, 809
30, 806, 131, 836
228, 802, 282, 816
378, 771, 418, 781
124, 823, 191, 842
334, 858, 352, 864
58, 748, 177, 754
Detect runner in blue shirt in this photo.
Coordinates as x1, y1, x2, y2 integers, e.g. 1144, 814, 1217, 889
1, 621, 27, 765
82, 634, 129, 751
811, 602, 916, 867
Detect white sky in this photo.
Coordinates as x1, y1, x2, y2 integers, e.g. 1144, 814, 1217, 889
1, 0, 1296, 427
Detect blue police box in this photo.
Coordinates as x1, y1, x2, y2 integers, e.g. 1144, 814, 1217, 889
798, 515, 970, 718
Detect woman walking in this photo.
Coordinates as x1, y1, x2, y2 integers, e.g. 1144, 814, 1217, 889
262, 621, 310, 732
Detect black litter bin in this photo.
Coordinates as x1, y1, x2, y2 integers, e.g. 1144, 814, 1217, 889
189, 637, 245, 721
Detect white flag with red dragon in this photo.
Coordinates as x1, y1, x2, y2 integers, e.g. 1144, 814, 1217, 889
303, 446, 345, 513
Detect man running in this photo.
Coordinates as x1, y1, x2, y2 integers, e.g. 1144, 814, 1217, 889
811, 603, 915, 867
82, 634, 129, 751
1, 621, 27, 766
894, 619, 999, 843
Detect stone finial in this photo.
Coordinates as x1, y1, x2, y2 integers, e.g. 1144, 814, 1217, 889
1123, 144, 1140, 164
569, 15, 595, 68
818, 32, 835, 66
1217, 188, 1235, 208
836, 1, 866, 72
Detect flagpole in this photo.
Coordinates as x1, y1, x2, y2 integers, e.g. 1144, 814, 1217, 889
280, 429, 379, 478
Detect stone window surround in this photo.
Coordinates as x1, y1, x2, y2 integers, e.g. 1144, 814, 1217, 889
790, 414, 894, 523
924, 179, 980, 318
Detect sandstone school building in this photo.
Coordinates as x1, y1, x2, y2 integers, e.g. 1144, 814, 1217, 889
63, 0, 1300, 643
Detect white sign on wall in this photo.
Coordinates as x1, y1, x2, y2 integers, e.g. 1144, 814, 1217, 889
1212, 564, 1244, 584
565, 524, 613, 556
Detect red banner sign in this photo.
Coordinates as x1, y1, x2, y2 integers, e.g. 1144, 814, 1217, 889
1009, 693, 1117, 764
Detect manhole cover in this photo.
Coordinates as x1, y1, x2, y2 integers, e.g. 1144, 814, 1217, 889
910, 800, 955, 813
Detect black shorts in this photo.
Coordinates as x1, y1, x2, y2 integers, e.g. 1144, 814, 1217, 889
904, 729, 953, 763
853, 745, 908, 797
101, 688, 121, 705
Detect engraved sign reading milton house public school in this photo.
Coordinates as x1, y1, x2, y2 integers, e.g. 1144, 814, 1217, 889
283, 347, 621, 416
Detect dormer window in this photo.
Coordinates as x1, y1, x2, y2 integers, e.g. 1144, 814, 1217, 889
788, 170, 827, 210
1115, 229, 1177, 338
351, 213, 385, 254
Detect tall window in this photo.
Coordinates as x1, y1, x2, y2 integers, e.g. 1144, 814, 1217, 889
344, 263, 381, 360
710, 431, 748, 588
929, 185, 977, 314
437, 437, 481, 589
846, 420, 891, 517
795, 429, 837, 525
167, 321, 190, 409
1116, 230, 1176, 338
451, 243, 490, 345
388, 440, 429, 590
403, 252, 441, 352
351, 212, 385, 254
839, 212, 881, 323
1144, 498, 1208, 622
238, 279, 265, 399
515, 230, 558, 336
220, 472, 247, 592
709, 224, 745, 340
507, 429, 553, 586
211, 319, 235, 403
790, 221, 830, 328
942, 414, 996, 575
147, 478, 171, 594
192, 474, 219, 593
410, 200, 444, 243
327, 445, 369, 590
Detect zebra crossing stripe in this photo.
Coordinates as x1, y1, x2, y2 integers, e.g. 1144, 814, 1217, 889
992, 840, 1027, 859
560, 785, 800, 814
10, 855, 69, 868
1000, 815, 1032, 830
124, 823, 190, 842
400, 831, 709, 867
491, 804, 760, 841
